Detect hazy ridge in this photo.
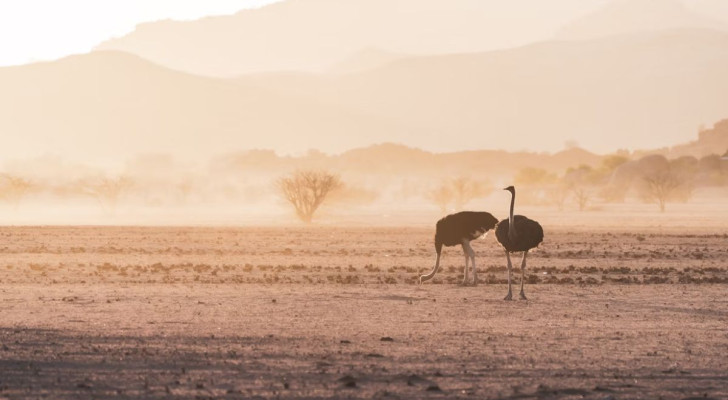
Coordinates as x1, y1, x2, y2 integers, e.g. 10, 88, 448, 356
3, 30, 727, 162
2, 0, 727, 163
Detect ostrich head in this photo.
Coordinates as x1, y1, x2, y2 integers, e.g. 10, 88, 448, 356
503, 185, 515, 193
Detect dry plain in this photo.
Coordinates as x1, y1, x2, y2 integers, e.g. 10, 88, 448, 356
0, 225, 727, 399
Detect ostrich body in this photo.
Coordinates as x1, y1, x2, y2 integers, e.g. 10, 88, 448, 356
419, 211, 498, 286
495, 186, 543, 300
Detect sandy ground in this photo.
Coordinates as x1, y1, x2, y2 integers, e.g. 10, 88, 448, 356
0, 226, 727, 399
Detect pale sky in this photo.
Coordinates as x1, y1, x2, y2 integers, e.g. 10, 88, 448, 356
2, 0, 727, 67
0, 0, 280, 66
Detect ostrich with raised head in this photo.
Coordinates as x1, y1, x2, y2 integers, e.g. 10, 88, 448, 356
495, 186, 543, 300
419, 211, 498, 286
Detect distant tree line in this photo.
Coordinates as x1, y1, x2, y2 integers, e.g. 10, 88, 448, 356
1, 151, 726, 222
509, 153, 727, 212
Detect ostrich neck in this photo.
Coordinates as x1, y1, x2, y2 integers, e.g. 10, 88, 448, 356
508, 191, 517, 241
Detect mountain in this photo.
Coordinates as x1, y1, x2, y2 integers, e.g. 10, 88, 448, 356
94, 0, 607, 77
4, 29, 727, 162
556, 0, 727, 40
215, 142, 602, 177
0, 51, 423, 166
334, 143, 602, 177
242, 29, 728, 153
328, 48, 404, 75
666, 119, 728, 157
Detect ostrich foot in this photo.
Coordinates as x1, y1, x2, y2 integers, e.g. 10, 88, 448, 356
503, 292, 513, 301
519, 291, 527, 300
459, 277, 476, 286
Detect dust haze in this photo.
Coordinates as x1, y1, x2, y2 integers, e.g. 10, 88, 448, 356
2, 123, 728, 227
2, 1, 728, 399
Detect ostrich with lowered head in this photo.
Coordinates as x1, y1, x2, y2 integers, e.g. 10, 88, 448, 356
495, 186, 543, 300
419, 211, 498, 286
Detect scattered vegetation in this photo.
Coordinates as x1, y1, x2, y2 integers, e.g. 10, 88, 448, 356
428, 177, 492, 213
639, 170, 688, 212
0, 174, 34, 209
277, 170, 342, 223
0, 145, 725, 221
76, 176, 133, 214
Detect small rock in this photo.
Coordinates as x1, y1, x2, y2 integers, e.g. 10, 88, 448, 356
380, 337, 394, 342
406, 374, 432, 386
338, 375, 357, 388
426, 384, 441, 391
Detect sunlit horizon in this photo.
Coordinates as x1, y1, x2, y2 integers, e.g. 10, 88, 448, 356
0, 0, 281, 67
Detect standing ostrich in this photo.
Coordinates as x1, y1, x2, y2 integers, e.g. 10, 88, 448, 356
495, 186, 543, 300
419, 211, 498, 286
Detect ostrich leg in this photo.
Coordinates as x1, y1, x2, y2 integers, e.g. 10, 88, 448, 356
504, 250, 513, 300
519, 251, 528, 300
464, 241, 477, 286
461, 244, 470, 286
419, 252, 441, 284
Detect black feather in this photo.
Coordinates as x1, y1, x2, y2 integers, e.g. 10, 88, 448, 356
435, 211, 498, 252
495, 215, 544, 252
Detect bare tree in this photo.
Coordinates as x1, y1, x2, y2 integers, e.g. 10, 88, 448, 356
0, 174, 34, 209
563, 165, 601, 211
175, 178, 196, 205
428, 177, 491, 213
641, 171, 683, 212
429, 183, 454, 214
451, 177, 493, 210
514, 168, 558, 205
571, 186, 592, 211
78, 176, 133, 214
546, 183, 570, 211
278, 170, 342, 223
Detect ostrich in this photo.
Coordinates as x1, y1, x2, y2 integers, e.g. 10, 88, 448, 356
419, 211, 498, 286
495, 186, 543, 300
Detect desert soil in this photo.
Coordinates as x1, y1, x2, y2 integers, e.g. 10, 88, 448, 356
0, 226, 727, 399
